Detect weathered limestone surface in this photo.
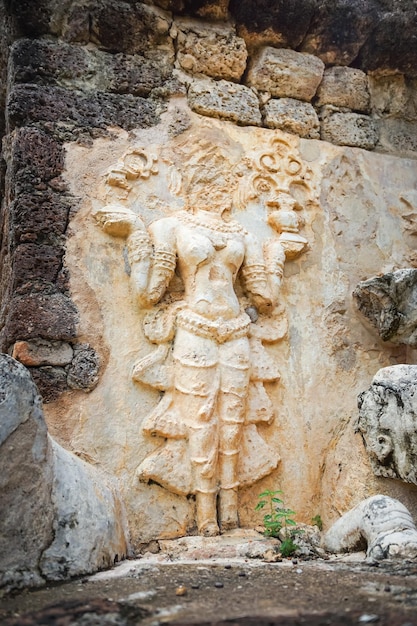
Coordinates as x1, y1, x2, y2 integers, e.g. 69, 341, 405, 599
262, 98, 320, 139
0, 354, 54, 590
369, 74, 417, 122
320, 107, 378, 150
376, 119, 417, 158
12, 339, 73, 367
357, 365, 417, 484
0, 354, 128, 590
174, 19, 247, 81
188, 78, 262, 126
315, 67, 370, 113
353, 269, 417, 345
246, 47, 324, 102
324, 495, 417, 560
57, 107, 417, 546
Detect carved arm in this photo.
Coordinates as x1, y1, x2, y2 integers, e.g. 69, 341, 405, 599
242, 233, 285, 313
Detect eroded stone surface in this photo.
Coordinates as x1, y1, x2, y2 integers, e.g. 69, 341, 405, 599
12, 339, 73, 367
324, 495, 417, 560
188, 78, 262, 125
376, 119, 417, 158
246, 47, 324, 102
0, 354, 128, 590
262, 98, 320, 139
315, 67, 370, 113
0, 355, 54, 590
320, 107, 378, 150
357, 365, 417, 484
353, 269, 417, 344
174, 19, 247, 81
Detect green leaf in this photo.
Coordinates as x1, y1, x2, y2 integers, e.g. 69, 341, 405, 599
255, 501, 266, 510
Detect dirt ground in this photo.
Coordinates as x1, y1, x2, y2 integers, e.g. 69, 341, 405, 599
2, 534, 417, 626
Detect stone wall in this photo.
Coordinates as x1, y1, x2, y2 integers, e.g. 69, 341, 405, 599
1, 0, 417, 552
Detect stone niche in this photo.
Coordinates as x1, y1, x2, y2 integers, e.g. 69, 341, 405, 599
35, 96, 417, 550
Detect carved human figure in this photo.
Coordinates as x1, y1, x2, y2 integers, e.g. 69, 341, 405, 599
94, 138, 308, 536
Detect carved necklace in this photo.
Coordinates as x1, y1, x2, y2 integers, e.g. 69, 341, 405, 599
178, 211, 247, 250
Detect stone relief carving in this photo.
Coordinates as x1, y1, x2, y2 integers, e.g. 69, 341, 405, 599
356, 364, 417, 485
94, 129, 314, 536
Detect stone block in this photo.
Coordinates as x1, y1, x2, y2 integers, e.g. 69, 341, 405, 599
230, 0, 316, 50
320, 107, 378, 150
315, 67, 370, 113
353, 269, 417, 345
262, 97, 320, 139
12, 244, 64, 290
89, 0, 173, 59
10, 39, 174, 99
246, 47, 324, 102
12, 339, 73, 367
2, 291, 78, 349
30, 366, 69, 403
300, 0, 379, 66
369, 74, 417, 122
67, 344, 100, 391
154, 0, 229, 20
376, 118, 417, 158
10, 127, 65, 196
356, 10, 417, 77
7, 85, 159, 133
0, 354, 128, 590
174, 19, 247, 82
0, 354, 54, 590
10, 191, 71, 247
188, 78, 262, 126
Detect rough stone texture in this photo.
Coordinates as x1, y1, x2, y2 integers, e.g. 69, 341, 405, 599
12, 339, 73, 367
353, 269, 417, 345
10, 38, 174, 98
89, 1, 174, 60
300, 0, 379, 66
67, 343, 100, 391
7, 85, 159, 135
155, 0, 230, 20
357, 365, 417, 484
376, 119, 417, 158
30, 366, 70, 404
369, 74, 417, 122
230, 0, 317, 50
246, 47, 324, 102
356, 9, 417, 77
320, 107, 378, 150
0, 354, 54, 590
315, 67, 370, 113
0, 354, 128, 590
174, 19, 247, 82
324, 495, 417, 561
262, 97, 320, 139
188, 78, 262, 126
40, 439, 128, 581
2, 290, 78, 349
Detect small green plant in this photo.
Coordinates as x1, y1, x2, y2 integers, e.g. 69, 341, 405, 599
255, 490, 299, 556
311, 514, 323, 531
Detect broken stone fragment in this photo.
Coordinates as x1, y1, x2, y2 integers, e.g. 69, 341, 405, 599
0, 354, 128, 591
12, 339, 73, 367
353, 269, 417, 345
262, 97, 320, 139
174, 19, 247, 82
320, 106, 378, 150
356, 364, 417, 485
187, 78, 262, 126
324, 495, 417, 561
246, 47, 325, 102
315, 67, 370, 113
67, 343, 100, 391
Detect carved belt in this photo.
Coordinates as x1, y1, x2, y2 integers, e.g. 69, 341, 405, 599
176, 309, 251, 344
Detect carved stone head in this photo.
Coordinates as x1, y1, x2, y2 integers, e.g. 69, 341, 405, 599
356, 364, 417, 485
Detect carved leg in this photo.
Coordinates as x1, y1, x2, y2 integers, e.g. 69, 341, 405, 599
218, 337, 250, 533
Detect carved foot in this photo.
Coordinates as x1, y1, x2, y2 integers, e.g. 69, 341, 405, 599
196, 491, 219, 537
218, 488, 239, 532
